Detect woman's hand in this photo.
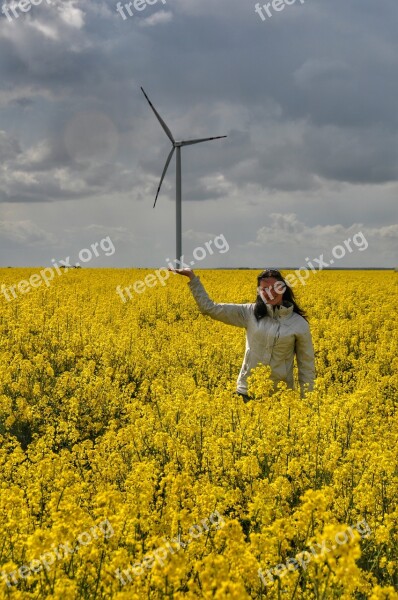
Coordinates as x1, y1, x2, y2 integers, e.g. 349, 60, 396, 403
168, 268, 195, 280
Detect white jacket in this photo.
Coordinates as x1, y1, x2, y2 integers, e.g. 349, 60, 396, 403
188, 275, 315, 396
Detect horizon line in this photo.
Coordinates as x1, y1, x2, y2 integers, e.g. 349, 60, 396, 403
0, 267, 396, 271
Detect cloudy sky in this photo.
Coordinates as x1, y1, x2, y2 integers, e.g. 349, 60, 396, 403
0, 0, 397, 268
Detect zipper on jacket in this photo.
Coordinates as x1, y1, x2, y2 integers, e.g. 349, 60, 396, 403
270, 319, 281, 357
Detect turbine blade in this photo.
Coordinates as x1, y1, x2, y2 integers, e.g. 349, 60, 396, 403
180, 135, 227, 147
141, 87, 175, 143
153, 146, 175, 208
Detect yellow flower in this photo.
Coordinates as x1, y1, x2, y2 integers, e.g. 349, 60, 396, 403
0, 269, 396, 597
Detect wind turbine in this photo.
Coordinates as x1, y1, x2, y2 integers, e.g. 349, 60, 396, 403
141, 87, 227, 263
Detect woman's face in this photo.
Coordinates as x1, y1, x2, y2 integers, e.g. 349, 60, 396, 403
258, 277, 285, 306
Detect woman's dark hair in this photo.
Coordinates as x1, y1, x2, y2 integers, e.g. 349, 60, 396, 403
253, 269, 308, 322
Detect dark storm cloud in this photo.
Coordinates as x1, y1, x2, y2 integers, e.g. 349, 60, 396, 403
0, 0, 397, 266
1, 0, 397, 203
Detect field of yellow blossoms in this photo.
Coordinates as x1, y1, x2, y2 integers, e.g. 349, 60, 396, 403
0, 268, 397, 599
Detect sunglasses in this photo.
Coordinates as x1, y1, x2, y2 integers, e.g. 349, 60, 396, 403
258, 282, 286, 295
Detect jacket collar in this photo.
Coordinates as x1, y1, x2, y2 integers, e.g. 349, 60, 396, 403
265, 300, 294, 319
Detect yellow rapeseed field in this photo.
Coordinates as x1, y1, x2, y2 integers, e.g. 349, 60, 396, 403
0, 268, 397, 599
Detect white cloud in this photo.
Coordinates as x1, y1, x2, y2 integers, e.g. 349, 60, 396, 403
249, 213, 398, 248
183, 228, 215, 241
294, 59, 351, 87
139, 10, 173, 27
0, 131, 21, 161
65, 224, 136, 243
0, 220, 57, 245
0, 86, 54, 109
27, 20, 59, 40
246, 214, 398, 266
59, 2, 85, 28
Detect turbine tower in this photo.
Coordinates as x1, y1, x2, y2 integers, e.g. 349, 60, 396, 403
141, 87, 227, 263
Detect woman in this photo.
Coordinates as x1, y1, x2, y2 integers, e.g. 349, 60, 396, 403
169, 268, 315, 402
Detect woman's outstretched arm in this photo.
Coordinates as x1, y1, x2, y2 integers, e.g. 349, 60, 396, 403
169, 268, 249, 328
